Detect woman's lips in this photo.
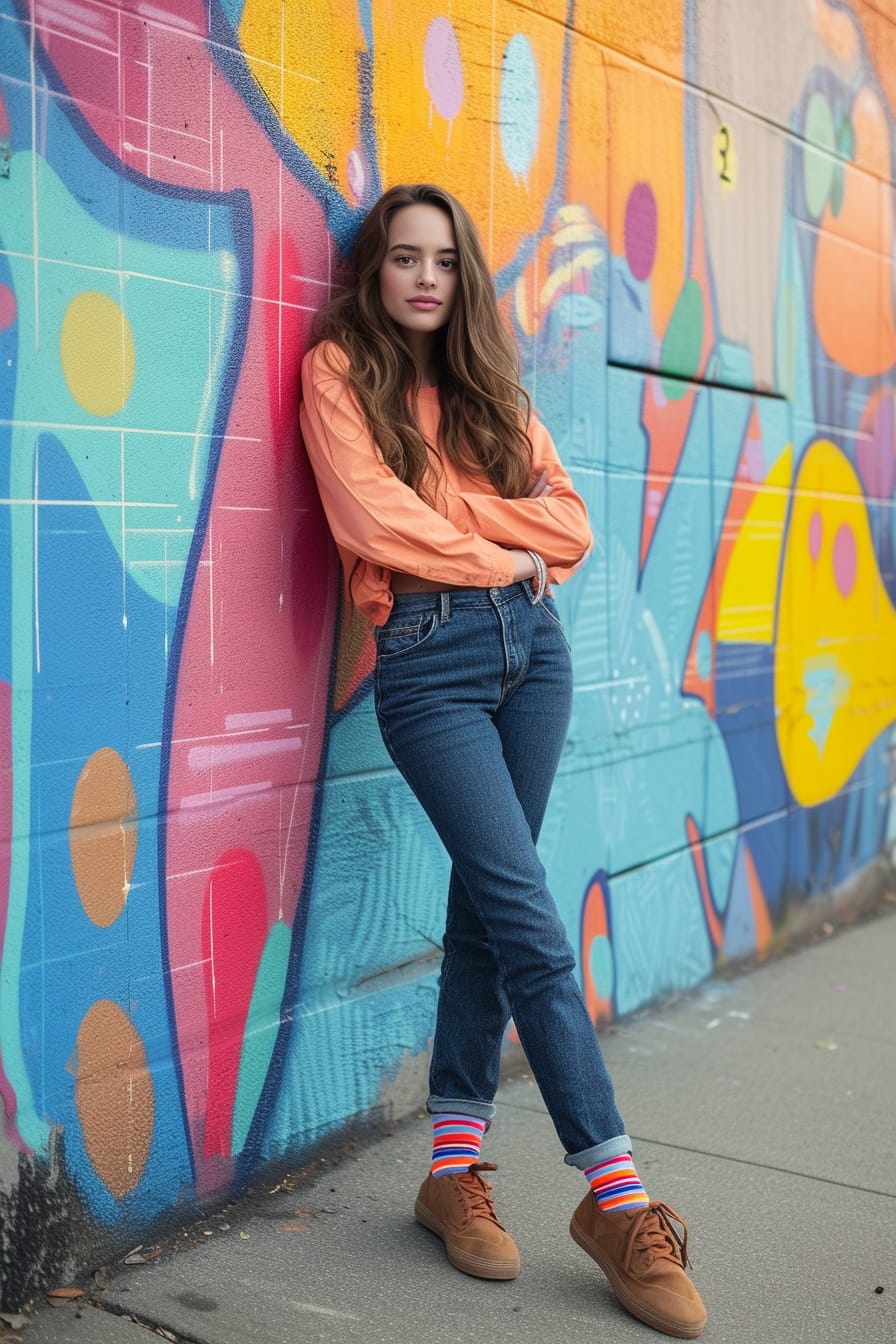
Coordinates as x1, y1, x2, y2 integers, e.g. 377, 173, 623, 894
408, 298, 442, 310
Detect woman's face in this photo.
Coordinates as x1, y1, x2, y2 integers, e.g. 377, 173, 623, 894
378, 203, 459, 347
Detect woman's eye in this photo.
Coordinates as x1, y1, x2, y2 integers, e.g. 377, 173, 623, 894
438, 258, 457, 270
395, 255, 416, 266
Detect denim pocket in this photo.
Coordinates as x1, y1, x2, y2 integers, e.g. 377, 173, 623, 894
375, 610, 439, 660
537, 597, 571, 650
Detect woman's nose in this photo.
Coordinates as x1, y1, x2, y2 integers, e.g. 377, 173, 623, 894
417, 265, 437, 288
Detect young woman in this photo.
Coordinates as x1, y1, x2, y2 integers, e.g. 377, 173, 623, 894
299, 184, 706, 1339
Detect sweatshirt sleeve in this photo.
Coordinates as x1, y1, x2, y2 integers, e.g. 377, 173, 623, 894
453, 416, 593, 576
299, 344, 515, 587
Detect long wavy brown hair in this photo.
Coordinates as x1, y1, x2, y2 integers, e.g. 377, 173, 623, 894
312, 184, 533, 501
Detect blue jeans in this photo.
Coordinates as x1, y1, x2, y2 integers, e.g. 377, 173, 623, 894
373, 582, 631, 1171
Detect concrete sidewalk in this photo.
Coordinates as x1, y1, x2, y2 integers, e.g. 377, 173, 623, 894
12, 911, 896, 1344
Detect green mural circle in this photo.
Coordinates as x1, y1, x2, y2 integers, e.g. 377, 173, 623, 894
804, 92, 836, 220
660, 279, 704, 400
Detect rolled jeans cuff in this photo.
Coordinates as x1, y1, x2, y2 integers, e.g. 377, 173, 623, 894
427, 1095, 497, 1123
563, 1132, 633, 1171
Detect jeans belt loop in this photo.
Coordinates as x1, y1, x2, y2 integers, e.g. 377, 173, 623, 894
439, 590, 451, 624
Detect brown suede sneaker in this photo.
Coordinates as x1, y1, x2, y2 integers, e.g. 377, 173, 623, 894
570, 1193, 706, 1338
414, 1161, 520, 1280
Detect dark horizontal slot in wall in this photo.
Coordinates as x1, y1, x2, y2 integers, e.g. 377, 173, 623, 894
606, 359, 791, 401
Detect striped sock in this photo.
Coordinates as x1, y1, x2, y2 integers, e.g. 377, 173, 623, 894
585, 1153, 649, 1213
430, 1114, 486, 1178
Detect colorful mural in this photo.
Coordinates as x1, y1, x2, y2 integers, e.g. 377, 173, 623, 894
1, 0, 895, 1301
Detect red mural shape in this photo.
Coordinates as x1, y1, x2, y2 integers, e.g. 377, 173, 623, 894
686, 814, 724, 952
743, 843, 773, 959
580, 874, 614, 1026
639, 379, 699, 572
201, 849, 269, 1159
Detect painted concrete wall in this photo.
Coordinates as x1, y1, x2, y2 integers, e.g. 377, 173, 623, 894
1, 0, 895, 1305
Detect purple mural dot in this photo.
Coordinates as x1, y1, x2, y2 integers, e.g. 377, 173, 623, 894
832, 522, 857, 598
857, 392, 895, 501
808, 509, 823, 562
424, 17, 464, 122
624, 182, 658, 282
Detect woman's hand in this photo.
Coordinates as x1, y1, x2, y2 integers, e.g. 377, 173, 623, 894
509, 549, 539, 582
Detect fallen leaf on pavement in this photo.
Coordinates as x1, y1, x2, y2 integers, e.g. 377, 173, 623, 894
814, 1039, 838, 1050
47, 1287, 85, 1306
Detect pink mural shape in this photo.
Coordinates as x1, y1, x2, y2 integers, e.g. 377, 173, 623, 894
425, 18, 464, 122
36, 3, 340, 1186
833, 522, 857, 597
624, 181, 658, 282
809, 509, 823, 562
0, 285, 16, 332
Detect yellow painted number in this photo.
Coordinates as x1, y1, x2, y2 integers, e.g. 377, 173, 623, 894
716, 124, 736, 190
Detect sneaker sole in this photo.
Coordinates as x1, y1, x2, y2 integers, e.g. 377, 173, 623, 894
414, 1199, 520, 1280
570, 1213, 706, 1340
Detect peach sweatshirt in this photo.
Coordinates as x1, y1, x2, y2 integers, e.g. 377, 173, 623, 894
299, 341, 593, 626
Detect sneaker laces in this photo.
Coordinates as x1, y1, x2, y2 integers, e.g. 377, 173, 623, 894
452, 1162, 504, 1227
623, 1201, 690, 1272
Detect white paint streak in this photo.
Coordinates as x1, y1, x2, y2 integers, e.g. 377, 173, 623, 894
180, 781, 272, 810
642, 608, 672, 695
1, 496, 177, 508
135, 1, 205, 31
188, 737, 303, 769
225, 709, 294, 730
34, 0, 113, 45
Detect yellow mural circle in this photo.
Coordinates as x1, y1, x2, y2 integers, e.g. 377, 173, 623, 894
74, 1000, 154, 1199
60, 290, 135, 416
69, 747, 138, 927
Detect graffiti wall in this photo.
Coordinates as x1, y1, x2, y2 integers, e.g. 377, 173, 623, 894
1, 0, 895, 1302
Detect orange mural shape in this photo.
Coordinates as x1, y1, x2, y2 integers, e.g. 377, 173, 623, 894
575, 0, 686, 78
566, 36, 609, 232
69, 749, 138, 929
74, 1001, 154, 1199
813, 85, 896, 376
